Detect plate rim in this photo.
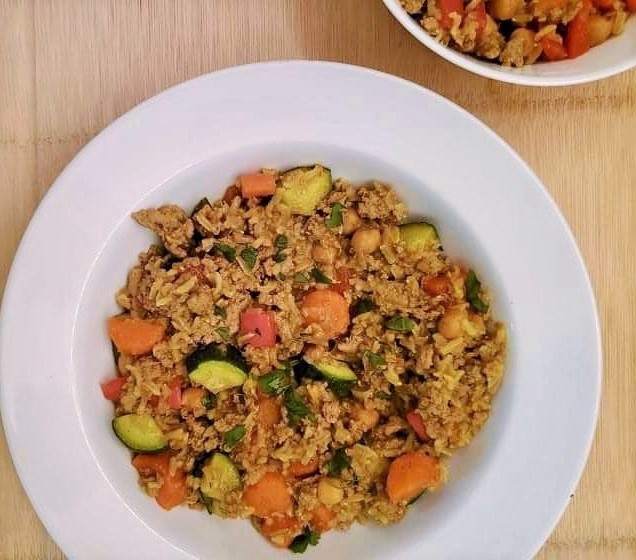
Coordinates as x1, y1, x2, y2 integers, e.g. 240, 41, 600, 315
0, 60, 602, 559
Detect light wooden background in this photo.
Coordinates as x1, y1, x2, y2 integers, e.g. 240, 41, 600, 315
1, 1, 634, 558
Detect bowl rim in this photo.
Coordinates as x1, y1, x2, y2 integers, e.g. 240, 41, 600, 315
381, 0, 636, 86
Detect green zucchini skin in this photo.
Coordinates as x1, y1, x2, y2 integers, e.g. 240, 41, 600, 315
399, 222, 440, 252
112, 414, 168, 453
277, 165, 332, 215
186, 344, 248, 394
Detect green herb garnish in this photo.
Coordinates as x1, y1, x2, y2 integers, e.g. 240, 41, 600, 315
293, 272, 309, 284
214, 243, 236, 262
289, 528, 320, 554
223, 425, 246, 450
364, 350, 386, 368
274, 234, 288, 249
258, 369, 293, 396
310, 267, 332, 284
240, 246, 257, 270
273, 251, 287, 263
284, 390, 315, 425
351, 298, 376, 317
216, 326, 231, 341
326, 448, 351, 476
375, 391, 392, 400
201, 392, 216, 409
465, 269, 488, 313
386, 316, 415, 332
327, 379, 355, 399
213, 305, 227, 319
325, 202, 344, 228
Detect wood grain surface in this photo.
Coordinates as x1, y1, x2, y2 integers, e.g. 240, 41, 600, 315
1, 1, 634, 558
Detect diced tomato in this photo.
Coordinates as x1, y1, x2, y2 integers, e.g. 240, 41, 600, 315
100, 376, 126, 402
627, 0, 636, 12
565, 0, 591, 58
167, 377, 182, 409
467, 2, 487, 36
438, 0, 465, 29
132, 452, 170, 476
406, 410, 429, 441
223, 185, 240, 204
240, 307, 277, 348
332, 267, 351, 295
541, 38, 568, 61
422, 274, 452, 296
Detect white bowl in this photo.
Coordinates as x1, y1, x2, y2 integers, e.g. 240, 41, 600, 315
0, 61, 601, 559
382, 0, 636, 85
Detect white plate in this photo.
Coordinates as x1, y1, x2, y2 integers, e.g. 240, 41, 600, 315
382, 0, 636, 86
0, 61, 601, 560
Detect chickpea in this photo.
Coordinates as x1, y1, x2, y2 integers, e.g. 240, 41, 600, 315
588, 15, 613, 47
351, 227, 382, 255
351, 404, 380, 431
317, 477, 344, 506
490, 0, 521, 20
342, 208, 363, 235
312, 242, 337, 265
437, 307, 467, 339
510, 28, 535, 57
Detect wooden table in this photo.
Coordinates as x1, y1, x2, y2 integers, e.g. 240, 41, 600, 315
1, 1, 634, 558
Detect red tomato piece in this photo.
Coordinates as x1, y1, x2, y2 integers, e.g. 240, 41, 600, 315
565, 1, 591, 58
541, 38, 568, 61
100, 376, 126, 402
332, 267, 351, 294
438, 0, 465, 29
167, 377, 182, 409
406, 410, 429, 441
240, 307, 277, 348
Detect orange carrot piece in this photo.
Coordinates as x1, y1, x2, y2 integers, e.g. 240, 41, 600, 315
131, 452, 187, 510
542, 38, 568, 61
107, 315, 165, 356
242, 471, 292, 517
627, 0, 636, 11
300, 289, 350, 339
288, 457, 320, 478
386, 452, 441, 504
422, 274, 452, 296
238, 173, 277, 198
311, 505, 336, 533
258, 397, 282, 428
405, 410, 429, 441
259, 515, 301, 548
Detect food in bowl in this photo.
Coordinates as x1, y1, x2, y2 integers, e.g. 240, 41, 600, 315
400, 0, 634, 66
100, 165, 507, 551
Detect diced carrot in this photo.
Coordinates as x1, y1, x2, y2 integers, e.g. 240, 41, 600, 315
167, 377, 182, 409
100, 376, 126, 401
300, 289, 350, 339
331, 267, 351, 295
422, 274, 452, 296
240, 307, 277, 348
627, 0, 636, 11
223, 185, 240, 204
132, 452, 187, 510
542, 38, 568, 61
311, 504, 336, 533
288, 457, 320, 478
565, 0, 591, 58
386, 452, 441, 504
181, 387, 207, 411
258, 397, 282, 428
107, 315, 165, 356
242, 471, 292, 517
438, 0, 464, 29
259, 515, 301, 548
238, 173, 277, 198
405, 410, 429, 441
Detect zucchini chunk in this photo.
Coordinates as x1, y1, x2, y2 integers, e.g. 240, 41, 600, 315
112, 413, 168, 452
399, 222, 439, 252
186, 344, 247, 394
200, 452, 241, 500
277, 165, 332, 215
